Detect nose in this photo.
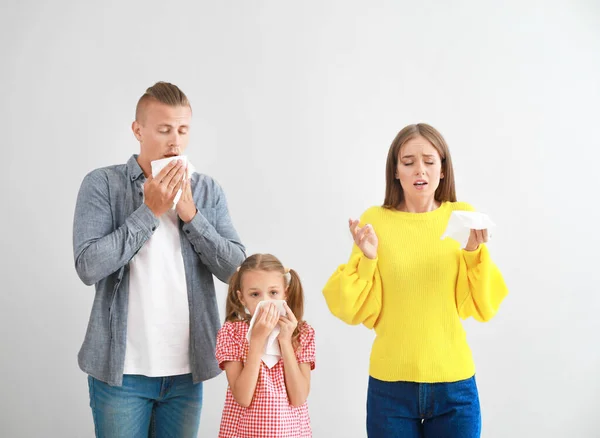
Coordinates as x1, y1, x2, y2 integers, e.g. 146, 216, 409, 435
415, 162, 425, 175
169, 131, 181, 147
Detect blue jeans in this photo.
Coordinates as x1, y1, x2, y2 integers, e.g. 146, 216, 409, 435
367, 375, 481, 438
88, 374, 203, 438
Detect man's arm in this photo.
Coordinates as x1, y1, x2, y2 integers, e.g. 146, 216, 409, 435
73, 170, 159, 286
181, 180, 245, 282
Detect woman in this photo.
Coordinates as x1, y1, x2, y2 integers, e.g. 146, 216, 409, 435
323, 123, 508, 437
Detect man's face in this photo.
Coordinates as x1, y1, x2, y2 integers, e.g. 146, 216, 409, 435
133, 101, 192, 162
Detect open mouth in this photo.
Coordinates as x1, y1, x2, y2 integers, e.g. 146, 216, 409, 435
414, 180, 428, 187
164, 152, 180, 158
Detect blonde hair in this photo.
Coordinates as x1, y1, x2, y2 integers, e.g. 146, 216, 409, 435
383, 123, 457, 209
135, 81, 191, 122
226, 254, 305, 349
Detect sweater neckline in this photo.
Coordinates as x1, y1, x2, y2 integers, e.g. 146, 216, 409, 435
384, 201, 451, 220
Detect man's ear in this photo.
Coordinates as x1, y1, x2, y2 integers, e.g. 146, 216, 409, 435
132, 120, 142, 142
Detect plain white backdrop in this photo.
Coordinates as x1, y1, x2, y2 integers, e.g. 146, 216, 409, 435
1, 0, 599, 436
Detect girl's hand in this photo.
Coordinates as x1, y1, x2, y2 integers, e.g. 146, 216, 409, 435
277, 302, 298, 346
250, 303, 279, 346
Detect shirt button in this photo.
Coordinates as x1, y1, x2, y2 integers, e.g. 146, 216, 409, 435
185, 230, 190, 234
151, 226, 156, 231
139, 191, 143, 196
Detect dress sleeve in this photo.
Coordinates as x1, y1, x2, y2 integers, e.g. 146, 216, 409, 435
215, 322, 245, 369
295, 323, 316, 370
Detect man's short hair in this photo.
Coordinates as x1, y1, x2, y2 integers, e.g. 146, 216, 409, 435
135, 81, 191, 122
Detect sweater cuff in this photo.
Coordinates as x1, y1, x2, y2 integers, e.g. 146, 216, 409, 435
357, 256, 378, 281
462, 244, 484, 268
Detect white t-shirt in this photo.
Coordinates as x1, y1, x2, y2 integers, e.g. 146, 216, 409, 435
123, 206, 191, 377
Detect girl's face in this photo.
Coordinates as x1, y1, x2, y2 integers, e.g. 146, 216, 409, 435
237, 270, 288, 316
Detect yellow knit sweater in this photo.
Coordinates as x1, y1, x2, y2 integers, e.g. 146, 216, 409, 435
323, 201, 508, 383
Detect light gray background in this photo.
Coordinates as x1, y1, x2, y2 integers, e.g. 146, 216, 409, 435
1, 0, 599, 437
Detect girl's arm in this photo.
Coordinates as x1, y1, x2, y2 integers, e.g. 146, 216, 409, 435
223, 342, 263, 408
278, 303, 315, 407
222, 304, 281, 408
280, 342, 311, 406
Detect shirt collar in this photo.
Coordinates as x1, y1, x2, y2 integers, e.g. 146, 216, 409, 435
127, 155, 145, 181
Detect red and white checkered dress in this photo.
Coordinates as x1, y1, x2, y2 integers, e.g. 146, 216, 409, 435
215, 320, 316, 438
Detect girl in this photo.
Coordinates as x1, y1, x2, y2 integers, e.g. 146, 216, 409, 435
323, 123, 508, 437
216, 254, 316, 438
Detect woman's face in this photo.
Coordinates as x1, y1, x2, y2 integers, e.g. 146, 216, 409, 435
395, 135, 444, 203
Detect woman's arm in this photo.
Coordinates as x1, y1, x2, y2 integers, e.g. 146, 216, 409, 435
456, 243, 509, 321
323, 217, 383, 328
323, 246, 383, 327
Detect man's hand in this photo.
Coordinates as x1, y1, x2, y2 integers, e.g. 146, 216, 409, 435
144, 160, 185, 217
176, 165, 197, 223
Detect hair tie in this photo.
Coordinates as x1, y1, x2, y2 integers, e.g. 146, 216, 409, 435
284, 267, 292, 284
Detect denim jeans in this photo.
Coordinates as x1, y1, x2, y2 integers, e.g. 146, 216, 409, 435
367, 375, 481, 438
88, 374, 203, 438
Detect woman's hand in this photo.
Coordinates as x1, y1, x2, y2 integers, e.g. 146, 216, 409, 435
465, 228, 489, 252
349, 219, 378, 259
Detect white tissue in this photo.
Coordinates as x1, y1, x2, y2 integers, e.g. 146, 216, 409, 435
246, 300, 287, 368
150, 156, 195, 208
441, 211, 496, 248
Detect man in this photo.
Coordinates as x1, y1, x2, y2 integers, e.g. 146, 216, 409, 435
73, 81, 245, 437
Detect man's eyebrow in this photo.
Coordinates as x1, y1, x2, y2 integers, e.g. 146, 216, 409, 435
158, 123, 189, 128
